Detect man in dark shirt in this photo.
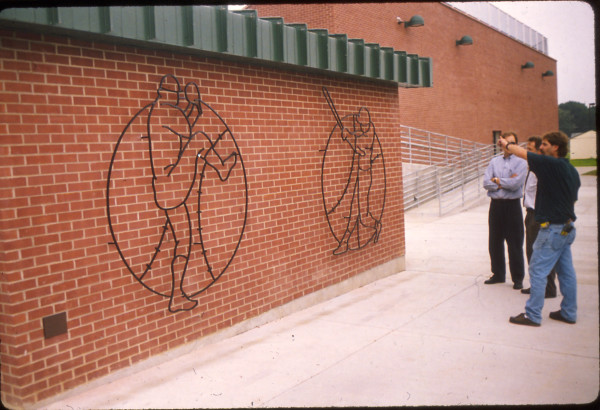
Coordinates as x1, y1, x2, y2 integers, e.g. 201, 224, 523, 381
497, 131, 580, 326
521, 136, 557, 298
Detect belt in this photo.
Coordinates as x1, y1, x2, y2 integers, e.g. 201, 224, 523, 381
540, 220, 574, 237
526, 208, 534, 212
540, 218, 573, 227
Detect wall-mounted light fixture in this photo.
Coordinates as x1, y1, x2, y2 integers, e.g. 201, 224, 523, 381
455, 35, 473, 46
542, 70, 554, 77
397, 15, 424, 27
521, 61, 535, 69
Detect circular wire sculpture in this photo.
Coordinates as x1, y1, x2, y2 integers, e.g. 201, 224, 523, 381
107, 74, 248, 313
321, 87, 386, 255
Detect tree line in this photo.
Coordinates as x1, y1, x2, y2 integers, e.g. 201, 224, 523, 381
559, 101, 596, 137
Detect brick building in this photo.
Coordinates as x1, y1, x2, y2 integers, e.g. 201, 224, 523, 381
0, 3, 558, 408
249, 2, 559, 144
0, 5, 431, 407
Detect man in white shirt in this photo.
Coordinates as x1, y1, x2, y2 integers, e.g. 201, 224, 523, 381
521, 136, 557, 298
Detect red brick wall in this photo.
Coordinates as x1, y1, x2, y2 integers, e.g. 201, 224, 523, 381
250, 3, 559, 144
0, 28, 404, 407
249, 3, 336, 29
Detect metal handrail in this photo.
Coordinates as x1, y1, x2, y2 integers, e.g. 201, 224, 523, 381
446, 2, 549, 55
401, 125, 496, 215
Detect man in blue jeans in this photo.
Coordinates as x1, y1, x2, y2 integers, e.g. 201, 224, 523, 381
497, 131, 580, 327
521, 136, 557, 298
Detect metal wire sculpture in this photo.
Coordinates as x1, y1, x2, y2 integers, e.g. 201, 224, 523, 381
107, 74, 248, 313
321, 87, 386, 255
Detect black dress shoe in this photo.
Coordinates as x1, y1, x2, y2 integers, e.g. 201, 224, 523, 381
513, 282, 523, 290
509, 313, 540, 327
521, 288, 557, 298
484, 276, 505, 285
549, 310, 575, 324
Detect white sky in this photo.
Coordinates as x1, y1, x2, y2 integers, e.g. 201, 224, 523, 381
486, 1, 595, 105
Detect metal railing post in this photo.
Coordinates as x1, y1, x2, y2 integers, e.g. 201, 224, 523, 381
436, 168, 442, 216
445, 134, 449, 165
427, 131, 431, 165
461, 156, 466, 206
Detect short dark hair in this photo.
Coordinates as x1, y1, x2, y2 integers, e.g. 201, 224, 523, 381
527, 136, 542, 150
542, 131, 569, 157
502, 131, 518, 144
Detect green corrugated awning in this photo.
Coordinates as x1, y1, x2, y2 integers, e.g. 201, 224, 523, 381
0, 5, 432, 87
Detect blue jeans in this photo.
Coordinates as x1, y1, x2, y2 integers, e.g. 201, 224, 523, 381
525, 223, 577, 324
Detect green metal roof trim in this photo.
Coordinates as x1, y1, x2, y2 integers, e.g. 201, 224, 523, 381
0, 5, 432, 87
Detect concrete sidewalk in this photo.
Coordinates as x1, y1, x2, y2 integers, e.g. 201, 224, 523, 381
36, 173, 598, 408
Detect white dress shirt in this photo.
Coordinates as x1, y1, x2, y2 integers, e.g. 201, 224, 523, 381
523, 170, 537, 210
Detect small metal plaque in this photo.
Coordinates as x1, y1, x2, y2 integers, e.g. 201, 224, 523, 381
42, 312, 67, 339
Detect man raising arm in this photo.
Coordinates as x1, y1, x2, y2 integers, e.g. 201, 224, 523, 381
521, 136, 557, 298
499, 131, 581, 326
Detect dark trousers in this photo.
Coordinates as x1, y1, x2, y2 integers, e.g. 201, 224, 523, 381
488, 198, 525, 284
525, 208, 557, 296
